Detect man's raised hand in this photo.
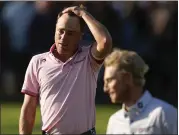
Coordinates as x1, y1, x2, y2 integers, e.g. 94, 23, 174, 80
62, 5, 87, 17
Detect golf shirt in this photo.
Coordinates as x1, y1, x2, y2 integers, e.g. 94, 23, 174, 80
106, 90, 177, 134
21, 44, 103, 134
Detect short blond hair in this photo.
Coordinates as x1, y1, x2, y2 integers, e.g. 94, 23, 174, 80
104, 48, 149, 87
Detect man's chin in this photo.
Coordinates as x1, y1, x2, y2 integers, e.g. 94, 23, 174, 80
57, 48, 69, 54
111, 99, 117, 104
111, 99, 122, 104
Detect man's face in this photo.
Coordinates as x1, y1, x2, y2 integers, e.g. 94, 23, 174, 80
104, 66, 130, 103
55, 13, 82, 54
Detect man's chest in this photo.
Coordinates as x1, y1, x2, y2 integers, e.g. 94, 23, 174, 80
36, 54, 98, 93
37, 60, 86, 86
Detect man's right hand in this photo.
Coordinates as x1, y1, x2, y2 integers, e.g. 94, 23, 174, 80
62, 5, 87, 17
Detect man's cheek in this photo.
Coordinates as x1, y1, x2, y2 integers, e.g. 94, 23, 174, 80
112, 83, 119, 91
55, 35, 60, 40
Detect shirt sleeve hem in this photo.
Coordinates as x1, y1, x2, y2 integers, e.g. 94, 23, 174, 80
89, 45, 104, 65
21, 89, 38, 97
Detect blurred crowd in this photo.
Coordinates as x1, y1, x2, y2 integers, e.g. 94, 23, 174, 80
0, 1, 178, 107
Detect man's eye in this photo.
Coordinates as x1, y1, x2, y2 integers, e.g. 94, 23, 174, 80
107, 79, 112, 83
57, 29, 64, 34
108, 79, 112, 83
59, 30, 64, 34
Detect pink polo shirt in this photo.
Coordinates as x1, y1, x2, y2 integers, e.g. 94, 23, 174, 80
21, 44, 102, 134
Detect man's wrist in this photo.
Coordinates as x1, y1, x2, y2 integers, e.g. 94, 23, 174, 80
81, 10, 88, 18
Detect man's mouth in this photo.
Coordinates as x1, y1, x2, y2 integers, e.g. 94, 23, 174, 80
59, 43, 67, 46
59, 43, 68, 49
109, 91, 115, 94
109, 91, 115, 96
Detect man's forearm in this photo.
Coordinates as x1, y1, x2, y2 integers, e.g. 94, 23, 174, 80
19, 109, 36, 134
82, 11, 112, 48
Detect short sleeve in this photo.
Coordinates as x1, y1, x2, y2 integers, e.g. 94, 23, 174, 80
88, 45, 104, 72
106, 116, 114, 134
21, 56, 39, 97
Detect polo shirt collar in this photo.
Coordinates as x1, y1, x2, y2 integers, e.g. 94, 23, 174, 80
123, 90, 153, 117
50, 43, 82, 53
49, 43, 82, 63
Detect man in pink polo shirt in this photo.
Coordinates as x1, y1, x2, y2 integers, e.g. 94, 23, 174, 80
19, 5, 112, 135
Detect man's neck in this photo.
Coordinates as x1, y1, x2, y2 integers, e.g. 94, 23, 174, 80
53, 48, 78, 63
124, 87, 144, 107
53, 50, 71, 62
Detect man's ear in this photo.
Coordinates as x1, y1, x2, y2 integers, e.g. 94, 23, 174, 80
123, 72, 133, 85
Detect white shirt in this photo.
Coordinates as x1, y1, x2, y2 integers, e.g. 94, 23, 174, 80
106, 91, 177, 134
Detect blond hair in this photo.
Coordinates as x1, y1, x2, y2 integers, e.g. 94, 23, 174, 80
104, 48, 149, 87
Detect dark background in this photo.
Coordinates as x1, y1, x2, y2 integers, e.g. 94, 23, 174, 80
0, 1, 178, 107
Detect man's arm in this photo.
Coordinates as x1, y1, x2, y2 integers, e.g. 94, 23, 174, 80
81, 11, 112, 60
19, 95, 38, 135
63, 6, 112, 60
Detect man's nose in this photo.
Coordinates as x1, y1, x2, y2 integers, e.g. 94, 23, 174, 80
60, 32, 68, 40
103, 83, 109, 93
